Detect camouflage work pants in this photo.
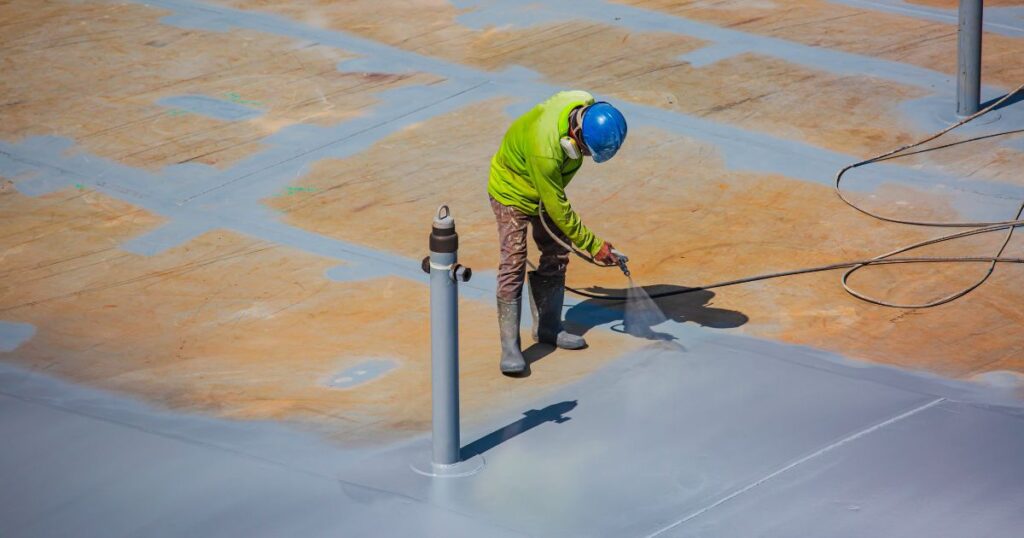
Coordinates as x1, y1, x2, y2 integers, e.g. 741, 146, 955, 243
490, 195, 570, 302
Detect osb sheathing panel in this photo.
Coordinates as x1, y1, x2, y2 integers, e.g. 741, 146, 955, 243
892, 130, 1024, 186
212, 0, 1024, 181
12, 0, 1012, 171
907, 0, 1022, 8
617, 0, 1024, 89
0, 0, 437, 171
217, 0, 942, 158
267, 99, 1024, 379
597, 54, 931, 158
0, 183, 634, 442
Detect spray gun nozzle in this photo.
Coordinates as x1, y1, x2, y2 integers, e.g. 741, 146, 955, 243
610, 249, 630, 278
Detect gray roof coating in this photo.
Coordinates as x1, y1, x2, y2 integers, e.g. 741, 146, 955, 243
3, 334, 1022, 537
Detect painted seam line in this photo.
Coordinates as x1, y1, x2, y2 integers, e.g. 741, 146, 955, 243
176, 81, 490, 205
645, 397, 946, 537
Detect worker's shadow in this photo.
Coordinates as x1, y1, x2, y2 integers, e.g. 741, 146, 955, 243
563, 284, 748, 342
521, 341, 557, 372
461, 400, 577, 459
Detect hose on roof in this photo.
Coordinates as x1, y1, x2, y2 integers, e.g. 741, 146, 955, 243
549, 83, 1024, 308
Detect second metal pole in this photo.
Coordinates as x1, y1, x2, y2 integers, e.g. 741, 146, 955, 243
957, 0, 983, 117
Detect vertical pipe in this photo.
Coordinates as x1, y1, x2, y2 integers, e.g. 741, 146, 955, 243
429, 206, 460, 466
957, 0, 983, 117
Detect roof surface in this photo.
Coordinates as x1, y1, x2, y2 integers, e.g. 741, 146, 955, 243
1, 0, 1023, 535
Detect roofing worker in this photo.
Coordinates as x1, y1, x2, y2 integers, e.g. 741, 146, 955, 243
488, 91, 628, 375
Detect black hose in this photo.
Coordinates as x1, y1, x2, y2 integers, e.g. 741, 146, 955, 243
559, 83, 1024, 306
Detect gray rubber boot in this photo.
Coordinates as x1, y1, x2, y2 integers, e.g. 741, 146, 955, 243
528, 271, 587, 350
497, 297, 527, 374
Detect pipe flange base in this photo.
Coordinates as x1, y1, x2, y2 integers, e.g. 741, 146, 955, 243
410, 454, 485, 478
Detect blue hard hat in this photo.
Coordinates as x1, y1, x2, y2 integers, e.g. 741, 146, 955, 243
581, 102, 627, 163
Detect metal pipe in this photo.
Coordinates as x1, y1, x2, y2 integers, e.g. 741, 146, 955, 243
426, 205, 469, 466
957, 0, 983, 117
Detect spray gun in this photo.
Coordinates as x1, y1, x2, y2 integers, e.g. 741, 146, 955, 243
536, 200, 632, 278
611, 249, 630, 278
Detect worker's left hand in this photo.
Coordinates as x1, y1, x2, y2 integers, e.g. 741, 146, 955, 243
595, 241, 619, 265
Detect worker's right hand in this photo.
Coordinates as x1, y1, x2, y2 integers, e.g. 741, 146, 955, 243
595, 241, 619, 265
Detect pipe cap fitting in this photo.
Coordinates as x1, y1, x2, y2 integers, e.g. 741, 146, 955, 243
433, 205, 454, 229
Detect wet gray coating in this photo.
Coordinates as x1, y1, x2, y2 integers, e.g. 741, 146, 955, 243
327, 358, 398, 389
3, 331, 1023, 536
0, 322, 34, 352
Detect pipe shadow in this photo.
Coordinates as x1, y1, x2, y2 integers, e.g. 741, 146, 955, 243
981, 91, 1024, 112
460, 400, 577, 459
564, 284, 748, 342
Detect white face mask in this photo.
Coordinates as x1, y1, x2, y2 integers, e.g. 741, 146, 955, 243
560, 136, 581, 160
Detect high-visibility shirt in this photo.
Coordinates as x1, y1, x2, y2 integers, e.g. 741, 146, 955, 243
487, 90, 602, 256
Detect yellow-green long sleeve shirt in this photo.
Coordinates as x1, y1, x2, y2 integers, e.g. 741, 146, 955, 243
487, 90, 603, 256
